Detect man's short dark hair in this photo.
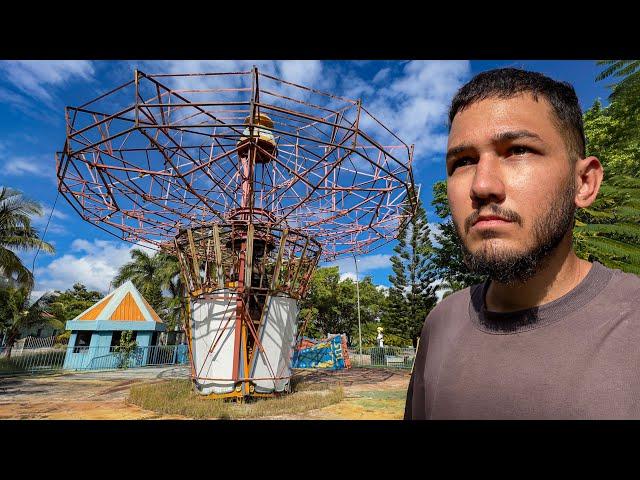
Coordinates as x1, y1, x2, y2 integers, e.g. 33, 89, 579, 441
448, 68, 586, 160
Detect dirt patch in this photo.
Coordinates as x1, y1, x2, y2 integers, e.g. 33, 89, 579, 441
265, 368, 411, 420
0, 367, 410, 420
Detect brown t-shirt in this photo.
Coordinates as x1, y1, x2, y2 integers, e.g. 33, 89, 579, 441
404, 262, 640, 419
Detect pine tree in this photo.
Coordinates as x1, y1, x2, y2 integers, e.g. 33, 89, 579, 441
430, 180, 486, 290
384, 197, 438, 347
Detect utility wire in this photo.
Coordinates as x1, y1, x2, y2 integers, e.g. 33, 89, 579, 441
30, 189, 61, 296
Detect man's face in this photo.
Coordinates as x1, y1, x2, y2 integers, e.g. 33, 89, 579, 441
446, 93, 577, 283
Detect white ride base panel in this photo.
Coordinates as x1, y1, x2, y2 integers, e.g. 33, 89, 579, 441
191, 290, 237, 395
249, 295, 299, 394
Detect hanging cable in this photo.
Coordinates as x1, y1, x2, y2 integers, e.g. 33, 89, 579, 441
30, 189, 61, 295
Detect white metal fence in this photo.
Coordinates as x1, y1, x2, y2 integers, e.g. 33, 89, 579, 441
347, 346, 417, 369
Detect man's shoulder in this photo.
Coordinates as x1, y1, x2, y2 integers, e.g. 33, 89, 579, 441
605, 265, 640, 301
426, 284, 479, 325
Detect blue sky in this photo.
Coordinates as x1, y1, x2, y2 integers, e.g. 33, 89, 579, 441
0, 60, 613, 297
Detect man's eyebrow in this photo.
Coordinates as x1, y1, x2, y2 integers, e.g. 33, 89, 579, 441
492, 129, 543, 143
446, 130, 544, 162
446, 144, 472, 162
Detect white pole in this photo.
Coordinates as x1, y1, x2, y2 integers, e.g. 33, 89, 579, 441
354, 253, 362, 361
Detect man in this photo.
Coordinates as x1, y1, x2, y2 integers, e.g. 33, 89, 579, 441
404, 68, 640, 420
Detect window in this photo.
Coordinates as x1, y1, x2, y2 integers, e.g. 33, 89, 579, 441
110, 331, 122, 350
73, 331, 92, 353
36, 328, 43, 337
110, 331, 137, 351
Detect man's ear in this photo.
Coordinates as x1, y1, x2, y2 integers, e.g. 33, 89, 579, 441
575, 156, 604, 208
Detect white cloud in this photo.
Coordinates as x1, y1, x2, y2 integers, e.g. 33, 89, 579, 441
340, 272, 357, 282
33, 238, 141, 295
1, 156, 52, 178
0, 60, 94, 102
351, 60, 471, 163
323, 253, 392, 280
428, 222, 443, 248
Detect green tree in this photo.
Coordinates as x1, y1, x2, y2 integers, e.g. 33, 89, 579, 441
0, 286, 56, 358
299, 267, 386, 346
47, 283, 103, 343
596, 60, 640, 115
384, 198, 438, 347
112, 249, 168, 322
573, 175, 640, 274
113, 330, 138, 369
0, 187, 54, 288
430, 180, 487, 291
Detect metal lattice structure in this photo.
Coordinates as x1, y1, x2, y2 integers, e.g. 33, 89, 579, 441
57, 67, 416, 399
57, 68, 415, 259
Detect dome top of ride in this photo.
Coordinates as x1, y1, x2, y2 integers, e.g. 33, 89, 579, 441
56, 66, 416, 260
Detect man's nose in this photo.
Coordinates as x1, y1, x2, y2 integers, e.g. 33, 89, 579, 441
470, 155, 506, 205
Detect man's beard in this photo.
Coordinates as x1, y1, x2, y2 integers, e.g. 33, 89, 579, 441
455, 178, 576, 285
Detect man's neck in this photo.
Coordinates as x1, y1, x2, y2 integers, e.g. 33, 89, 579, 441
484, 239, 593, 313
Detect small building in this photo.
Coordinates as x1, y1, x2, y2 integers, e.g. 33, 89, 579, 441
63, 280, 166, 370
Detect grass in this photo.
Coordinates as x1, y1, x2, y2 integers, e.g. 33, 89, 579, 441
127, 379, 344, 419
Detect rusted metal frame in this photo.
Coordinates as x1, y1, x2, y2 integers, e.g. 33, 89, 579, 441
251, 103, 361, 141
94, 165, 122, 212
256, 225, 272, 290
194, 375, 293, 382
182, 141, 244, 178
137, 75, 245, 186
300, 250, 322, 297
210, 224, 225, 290
136, 71, 246, 138
68, 127, 138, 158
240, 293, 278, 383
186, 228, 202, 290
258, 127, 361, 205
204, 235, 213, 288
138, 129, 233, 215
302, 189, 388, 229
270, 229, 288, 291
258, 70, 357, 104
67, 106, 136, 141
78, 77, 135, 109
175, 238, 195, 293
148, 71, 251, 78
259, 88, 341, 116
289, 236, 309, 291
244, 224, 254, 291
145, 130, 241, 212
360, 104, 411, 149
265, 146, 352, 224
259, 142, 350, 212
180, 276, 198, 380
232, 251, 246, 382
283, 233, 300, 288
97, 166, 204, 226
196, 295, 237, 380
92, 112, 114, 157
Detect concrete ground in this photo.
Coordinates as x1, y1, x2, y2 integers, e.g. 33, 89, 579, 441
0, 366, 411, 420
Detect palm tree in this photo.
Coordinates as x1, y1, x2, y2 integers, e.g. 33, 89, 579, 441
0, 285, 55, 358
596, 60, 640, 99
574, 175, 640, 275
0, 187, 55, 288
155, 252, 185, 331
112, 248, 165, 313
112, 249, 183, 330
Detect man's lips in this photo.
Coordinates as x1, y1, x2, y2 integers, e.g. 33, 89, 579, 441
472, 215, 514, 228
